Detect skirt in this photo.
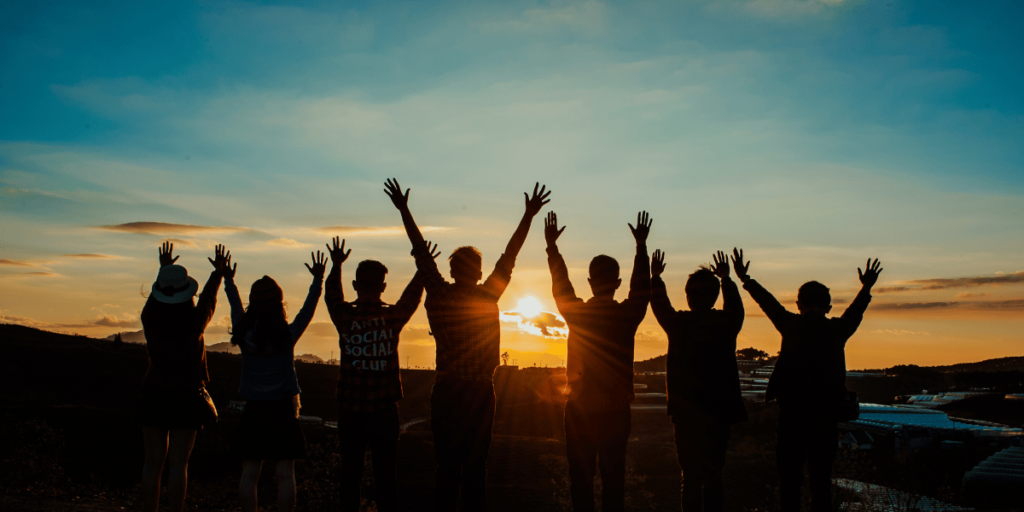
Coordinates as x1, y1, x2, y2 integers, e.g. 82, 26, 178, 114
137, 387, 211, 431
230, 398, 306, 460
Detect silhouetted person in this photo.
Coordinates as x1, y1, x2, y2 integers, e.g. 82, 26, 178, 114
385, 178, 551, 511
138, 242, 227, 512
650, 250, 746, 512
324, 237, 432, 512
545, 210, 652, 512
224, 250, 326, 512
736, 251, 882, 512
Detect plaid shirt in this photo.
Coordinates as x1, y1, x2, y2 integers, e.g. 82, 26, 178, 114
548, 244, 650, 410
413, 244, 515, 383
325, 264, 423, 412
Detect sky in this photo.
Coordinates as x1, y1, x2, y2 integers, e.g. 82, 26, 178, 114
2, 0, 1023, 370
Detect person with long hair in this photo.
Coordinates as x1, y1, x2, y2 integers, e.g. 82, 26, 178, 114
138, 242, 230, 512
223, 250, 327, 512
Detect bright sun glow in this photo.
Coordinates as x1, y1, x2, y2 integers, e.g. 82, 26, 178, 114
515, 296, 543, 318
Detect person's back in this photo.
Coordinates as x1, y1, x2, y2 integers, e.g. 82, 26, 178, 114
420, 262, 507, 383
545, 210, 651, 512
563, 290, 646, 409
224, 252, 326, 512
650, 250, 746, 512
324, 238, 425, 512
738, 255, 882, 512
653, 257, 745, 424
138, 242, 227, 512
386, 178, 551, 511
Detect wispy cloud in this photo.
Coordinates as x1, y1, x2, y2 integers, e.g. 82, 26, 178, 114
315, 226, 448, 237
873, 299, 1024, 311
0, 259, 38, 267
875, 271, 1024, 293
266, 238, 313, 248
869, 329, 932, 336
63, 253, 120, 259
98, 221, 251, 236
1, 312, 139, 330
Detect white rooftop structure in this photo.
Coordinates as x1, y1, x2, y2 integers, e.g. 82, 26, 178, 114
847, 404, 1022, 440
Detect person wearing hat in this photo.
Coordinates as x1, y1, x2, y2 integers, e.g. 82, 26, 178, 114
224, 250, 327, 512
139, 241, 231, 512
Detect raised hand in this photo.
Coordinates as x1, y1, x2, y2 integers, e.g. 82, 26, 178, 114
326, 236, 351, 265
158, 241, 179, 267
731, 247, 750, 282
306, 250, 328, 278
524, 182, 552, 217
710, 250, 730, 279
544, 211, 566, 247
384, 178, 410, 211
208, 244, 235, 278
628, 211, 653, 245
858, 258, 883, 288
423, 240, 442, 260
652, 249, 667, 278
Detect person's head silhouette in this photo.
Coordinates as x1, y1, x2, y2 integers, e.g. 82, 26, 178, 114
353, 260, 388, 300
587, 255, 621, 298
796, 281, 832, 316
449, 246, 483, 285
685, 267, 720, 311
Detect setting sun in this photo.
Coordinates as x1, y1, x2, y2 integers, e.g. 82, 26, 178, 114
515, 296, 543, 318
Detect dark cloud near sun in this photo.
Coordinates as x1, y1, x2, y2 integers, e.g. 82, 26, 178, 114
503, 310, 566, 337
876, 271, 1024, 293
98, 221, 251, 236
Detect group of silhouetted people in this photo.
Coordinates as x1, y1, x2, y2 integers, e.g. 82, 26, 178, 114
137, 179, 882, 512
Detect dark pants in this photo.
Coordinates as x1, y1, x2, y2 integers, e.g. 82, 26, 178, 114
337, 405, 400, 512
776, 409, 839, 512
564, 400, 631, 512
672, 417, 729, 512
431, 379, 496, 512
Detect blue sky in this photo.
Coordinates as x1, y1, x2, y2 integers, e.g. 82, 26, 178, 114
2, 0, 1023, 368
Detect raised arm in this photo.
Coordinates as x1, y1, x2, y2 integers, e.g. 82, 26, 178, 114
481, 183, 552, 296
197, 244, 229, 328
649, 249, 676, 328
544, 211, 581, 314
324, 236, 352, 325
385, 178, 425, 248
626, 211, 652, 305
734, 248, 789, 328
711, 250, 744, 329
393, 270, 426, 327
212, 245, 244, 325
290, 251, 327, 342
841, 258, 882, 334
505, 182, 551, 259
410, 240, 446, 295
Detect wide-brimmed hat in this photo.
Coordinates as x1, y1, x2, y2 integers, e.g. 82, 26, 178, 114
151, 265, 199, 304
249, 276, 283, 306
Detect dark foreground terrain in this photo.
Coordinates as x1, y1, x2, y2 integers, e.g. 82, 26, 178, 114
1, 324, 1021, 511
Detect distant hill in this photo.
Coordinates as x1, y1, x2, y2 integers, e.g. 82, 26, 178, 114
103, 329, 145, 344
931, 357, 1024, 373
634, 354, 667, 373
295, 353, 325, 364
206, 341, 240, 354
